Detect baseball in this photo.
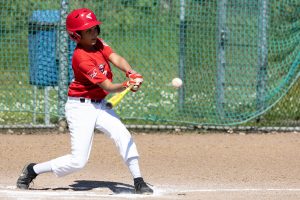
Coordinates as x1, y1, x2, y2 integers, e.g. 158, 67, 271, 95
172, 78, 183, 88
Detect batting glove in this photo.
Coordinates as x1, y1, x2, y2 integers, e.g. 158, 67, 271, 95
122, 78, 143, 92
126, 70, 142, 80
125, 70, 143, 92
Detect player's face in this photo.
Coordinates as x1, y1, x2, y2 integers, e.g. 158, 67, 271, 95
79, 26, 99, 46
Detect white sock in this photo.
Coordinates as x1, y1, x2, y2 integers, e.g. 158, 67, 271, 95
33, 161, 52, 175
126, 157, 142, 178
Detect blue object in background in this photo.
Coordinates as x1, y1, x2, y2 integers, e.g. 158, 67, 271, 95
28, 10, 75, 86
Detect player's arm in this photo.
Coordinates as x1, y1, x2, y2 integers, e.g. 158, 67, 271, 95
108, 52, 143, 92
97, 79, 126, 93
97, 79, 142, 93
108, 52, 133, 73
79, 60, 129, 93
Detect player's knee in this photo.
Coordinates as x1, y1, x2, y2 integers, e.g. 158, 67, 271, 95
70, 157, 87, 170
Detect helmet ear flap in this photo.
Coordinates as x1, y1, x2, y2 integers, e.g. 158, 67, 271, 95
68, 31, 81, 43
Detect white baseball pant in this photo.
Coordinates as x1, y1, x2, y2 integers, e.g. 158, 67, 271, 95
50, 98, 139, 177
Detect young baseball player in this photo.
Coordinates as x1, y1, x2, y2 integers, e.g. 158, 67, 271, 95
16, 8, 153, 194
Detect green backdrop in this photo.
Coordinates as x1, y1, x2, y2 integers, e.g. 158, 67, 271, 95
0, 0, 299, 128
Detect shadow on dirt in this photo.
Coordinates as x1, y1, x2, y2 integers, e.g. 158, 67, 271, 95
32, 180, 135, 194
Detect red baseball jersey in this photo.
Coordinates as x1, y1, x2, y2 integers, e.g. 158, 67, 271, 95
68, 38, 114, 100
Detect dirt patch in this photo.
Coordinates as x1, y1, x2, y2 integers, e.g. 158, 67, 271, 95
0, 131, 300, 199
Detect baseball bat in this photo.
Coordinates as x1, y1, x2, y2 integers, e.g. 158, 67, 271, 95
105, 85, 133, 109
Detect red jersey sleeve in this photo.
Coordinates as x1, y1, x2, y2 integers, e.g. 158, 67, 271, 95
77, 60, 107, 85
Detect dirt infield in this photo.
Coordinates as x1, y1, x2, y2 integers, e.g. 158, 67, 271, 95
0, 130, 300, 199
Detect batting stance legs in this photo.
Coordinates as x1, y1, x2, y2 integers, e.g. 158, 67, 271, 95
51, 100, 139, 176
16, 100, 153, 194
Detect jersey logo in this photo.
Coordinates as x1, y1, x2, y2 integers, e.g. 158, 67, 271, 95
98, 64, 105, 72
98, 64, 108, 76
88, 68, 98, 79
86, 13, 92, 19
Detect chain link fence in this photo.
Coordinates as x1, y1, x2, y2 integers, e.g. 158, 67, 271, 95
0, 0, 299, 131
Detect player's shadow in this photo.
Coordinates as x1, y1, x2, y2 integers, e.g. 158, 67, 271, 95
53, 180, 135, 194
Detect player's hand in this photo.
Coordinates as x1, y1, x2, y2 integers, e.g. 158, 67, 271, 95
125, 70, 143, 92
126, 70, 142, 80
122, 78, 143, 92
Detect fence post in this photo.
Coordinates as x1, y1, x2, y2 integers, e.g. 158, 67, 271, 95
179, 0, 186, 111
256, 0, 268, 113
216, 0, 227, 118
58, 0, 69, 120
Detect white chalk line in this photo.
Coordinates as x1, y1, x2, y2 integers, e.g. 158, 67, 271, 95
180, 188, 300, 192
0, 185, 300, 199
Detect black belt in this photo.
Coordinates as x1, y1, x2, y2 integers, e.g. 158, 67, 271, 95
79, 98, 102, 104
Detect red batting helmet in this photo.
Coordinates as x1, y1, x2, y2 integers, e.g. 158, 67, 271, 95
66, 8, 102, 42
